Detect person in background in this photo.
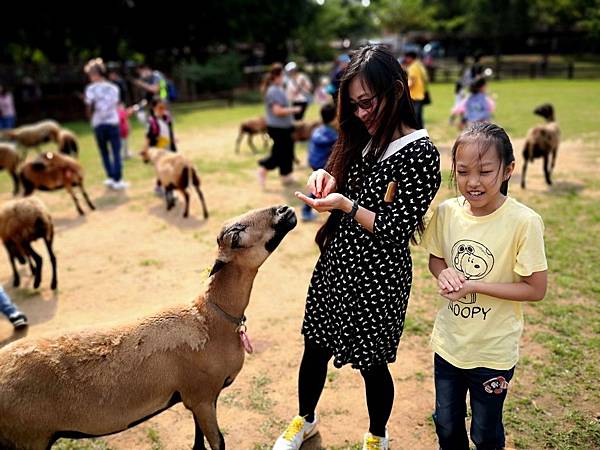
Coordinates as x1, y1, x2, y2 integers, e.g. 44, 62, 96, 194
0, 285, 28, 330
404, 50, 429, 129
451, 77, 495, 130
285, 62, 313, 121
84, 58, 127, 190
133, 64, 167, 104
328, 53, 351, 103
301, 103, 338, 222
0, 85, 16, 130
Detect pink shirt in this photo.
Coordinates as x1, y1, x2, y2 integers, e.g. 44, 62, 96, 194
0, 93, 15, 117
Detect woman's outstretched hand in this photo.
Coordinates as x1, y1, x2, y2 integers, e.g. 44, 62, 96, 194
295, 192, 351, 213
307, 169, 336, 198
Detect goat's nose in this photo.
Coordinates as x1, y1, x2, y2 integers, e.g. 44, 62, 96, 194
276, 205, 290, 216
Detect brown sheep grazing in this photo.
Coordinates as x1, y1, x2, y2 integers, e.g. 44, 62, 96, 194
234, 116, 269, 154
0, 205, 297, 450
521, 103, 560, 189
2, 120, 60, 156
0, 143, 21, 195
57, 128, 79, 157
141, 147, 209, 219
0, 196, 57, 290
20, 152, 95, 216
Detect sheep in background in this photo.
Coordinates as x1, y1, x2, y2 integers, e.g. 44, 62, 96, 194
20, 152, 95, 216
292, 120, 321, 143
2, 120, 61, 157
0, 196, 57, 290
0, 143, 21, 195
141, 147, 209, 219
521, 103, 560, 189
0, 205, 297, 450
235, 116, 269, 154
57, 128, 79, 157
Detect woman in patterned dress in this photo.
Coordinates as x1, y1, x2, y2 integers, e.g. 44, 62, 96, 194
273, 45, 441, 450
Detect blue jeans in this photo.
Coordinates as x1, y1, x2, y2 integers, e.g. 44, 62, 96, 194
433, 353, 515, 450
0, 286, 20, 319
0, 116, 16, 129
94, 124, 122, 181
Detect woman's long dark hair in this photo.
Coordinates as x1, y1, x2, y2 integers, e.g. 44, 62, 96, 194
315, 44, 419, 251
260, 63, 283, 95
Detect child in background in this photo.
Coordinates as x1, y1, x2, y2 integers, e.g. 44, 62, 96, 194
421, 122, 548, 450
118, 103, 132, 159
144, 98, 177, 153
0, 286, 28, 329
301, 103, 338, 222
451, 77, 495, 130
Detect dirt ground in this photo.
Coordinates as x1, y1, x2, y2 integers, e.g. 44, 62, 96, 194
0, 131, 590, 449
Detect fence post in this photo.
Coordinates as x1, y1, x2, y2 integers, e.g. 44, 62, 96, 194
567, 62, 574, 79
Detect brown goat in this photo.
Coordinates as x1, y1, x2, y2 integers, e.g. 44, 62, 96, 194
292, 120, 320, 143
0, 196, 57, 290
19, 152, 95, 216
235, 116, 269, 154
57, 128, 79, 158
141, 147, 209, 219
0, 143, 21, 195
0, 205, 297, 450
521, 103, 560, 189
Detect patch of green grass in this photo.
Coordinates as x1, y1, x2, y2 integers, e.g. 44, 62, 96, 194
52, 439, 113, 450
146, 427, 164, 450
247, 373, 273, 413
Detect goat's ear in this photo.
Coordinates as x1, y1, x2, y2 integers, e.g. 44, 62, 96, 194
209, 259, 228, 276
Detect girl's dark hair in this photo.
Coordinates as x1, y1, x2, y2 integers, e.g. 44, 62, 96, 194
260, 63, 284, 95
315, 44, 419, 252
450, 122, 515, 196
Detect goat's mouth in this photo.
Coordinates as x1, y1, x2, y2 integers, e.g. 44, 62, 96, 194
265, 206, 297, 252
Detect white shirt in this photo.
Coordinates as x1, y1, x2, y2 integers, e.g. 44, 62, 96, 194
84, 81, 119, 127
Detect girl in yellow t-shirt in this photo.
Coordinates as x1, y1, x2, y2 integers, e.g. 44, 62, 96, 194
421, 122, 548, 450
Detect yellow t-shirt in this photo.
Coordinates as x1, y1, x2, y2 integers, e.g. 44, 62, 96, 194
421, 196, 547, 370
407, 60, 427, 101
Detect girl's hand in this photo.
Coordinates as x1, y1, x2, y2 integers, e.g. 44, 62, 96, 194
295, 192, 351, 213
307, 169, 336, 198
440, 280, 475, 301
437, 268, 466, 292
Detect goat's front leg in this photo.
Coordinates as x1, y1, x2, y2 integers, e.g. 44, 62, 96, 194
543, 153, 552, 185
80, 183, 96, 210
248, 134, 258, 154
65, 182, 85, 215
23, 241, 43, 289
193, 414, 207, 450
521, 157, 529, 189
191, 402, 225, 450
5, 243, 20, 288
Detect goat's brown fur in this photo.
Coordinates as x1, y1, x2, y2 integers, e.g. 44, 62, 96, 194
2, 120, 60, 156
0, 143, 21, 195
141, 147, 209, 219
0, 205, 297, 450
19, 152, 95, 215
292, 120, 320, 142
521, 103, 560, 189
235, 116, 269, 154
0, 196, 57, 290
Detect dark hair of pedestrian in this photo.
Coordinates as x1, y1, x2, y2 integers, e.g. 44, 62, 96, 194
469, 76, 486, 94
450, 122, 515, 197
260, 63, 284, 95
404, 50, 418, 59
315, 44, 419, 252
320, 103, 336, 124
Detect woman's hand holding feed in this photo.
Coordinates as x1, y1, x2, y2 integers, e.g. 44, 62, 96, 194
307, 169, 336, 198
295, 192, 352, 213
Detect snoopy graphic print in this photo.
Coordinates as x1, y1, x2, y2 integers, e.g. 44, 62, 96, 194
452, 239, 494, 303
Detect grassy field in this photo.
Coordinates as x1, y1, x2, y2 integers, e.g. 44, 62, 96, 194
3, 78, 599, 449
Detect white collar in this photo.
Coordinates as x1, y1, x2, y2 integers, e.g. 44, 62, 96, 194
362, 129, 429, 161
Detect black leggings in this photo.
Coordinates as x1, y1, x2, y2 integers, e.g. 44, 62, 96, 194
259, 126, 294, 176
298, 338, 394, 437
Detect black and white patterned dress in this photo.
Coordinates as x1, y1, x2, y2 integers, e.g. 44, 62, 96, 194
302, 130, 441, 370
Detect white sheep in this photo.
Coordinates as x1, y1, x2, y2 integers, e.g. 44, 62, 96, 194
0, 205, 297, 450
141, 147, 209, 219
521, 103, 560, 189
0, 196, 57, 290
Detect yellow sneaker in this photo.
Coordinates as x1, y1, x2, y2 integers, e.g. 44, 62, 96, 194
362, 429, 389, 450
272, 414, 318, 450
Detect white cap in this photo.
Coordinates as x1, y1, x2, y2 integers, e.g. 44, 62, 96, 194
285, 61, 298, 72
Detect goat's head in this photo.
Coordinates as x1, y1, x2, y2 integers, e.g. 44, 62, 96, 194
534, 103, 555, 122
210, 205, 297, 275
140, 147, 162, 164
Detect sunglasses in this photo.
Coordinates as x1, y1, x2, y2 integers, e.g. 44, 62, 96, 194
349, 94, 377, 113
